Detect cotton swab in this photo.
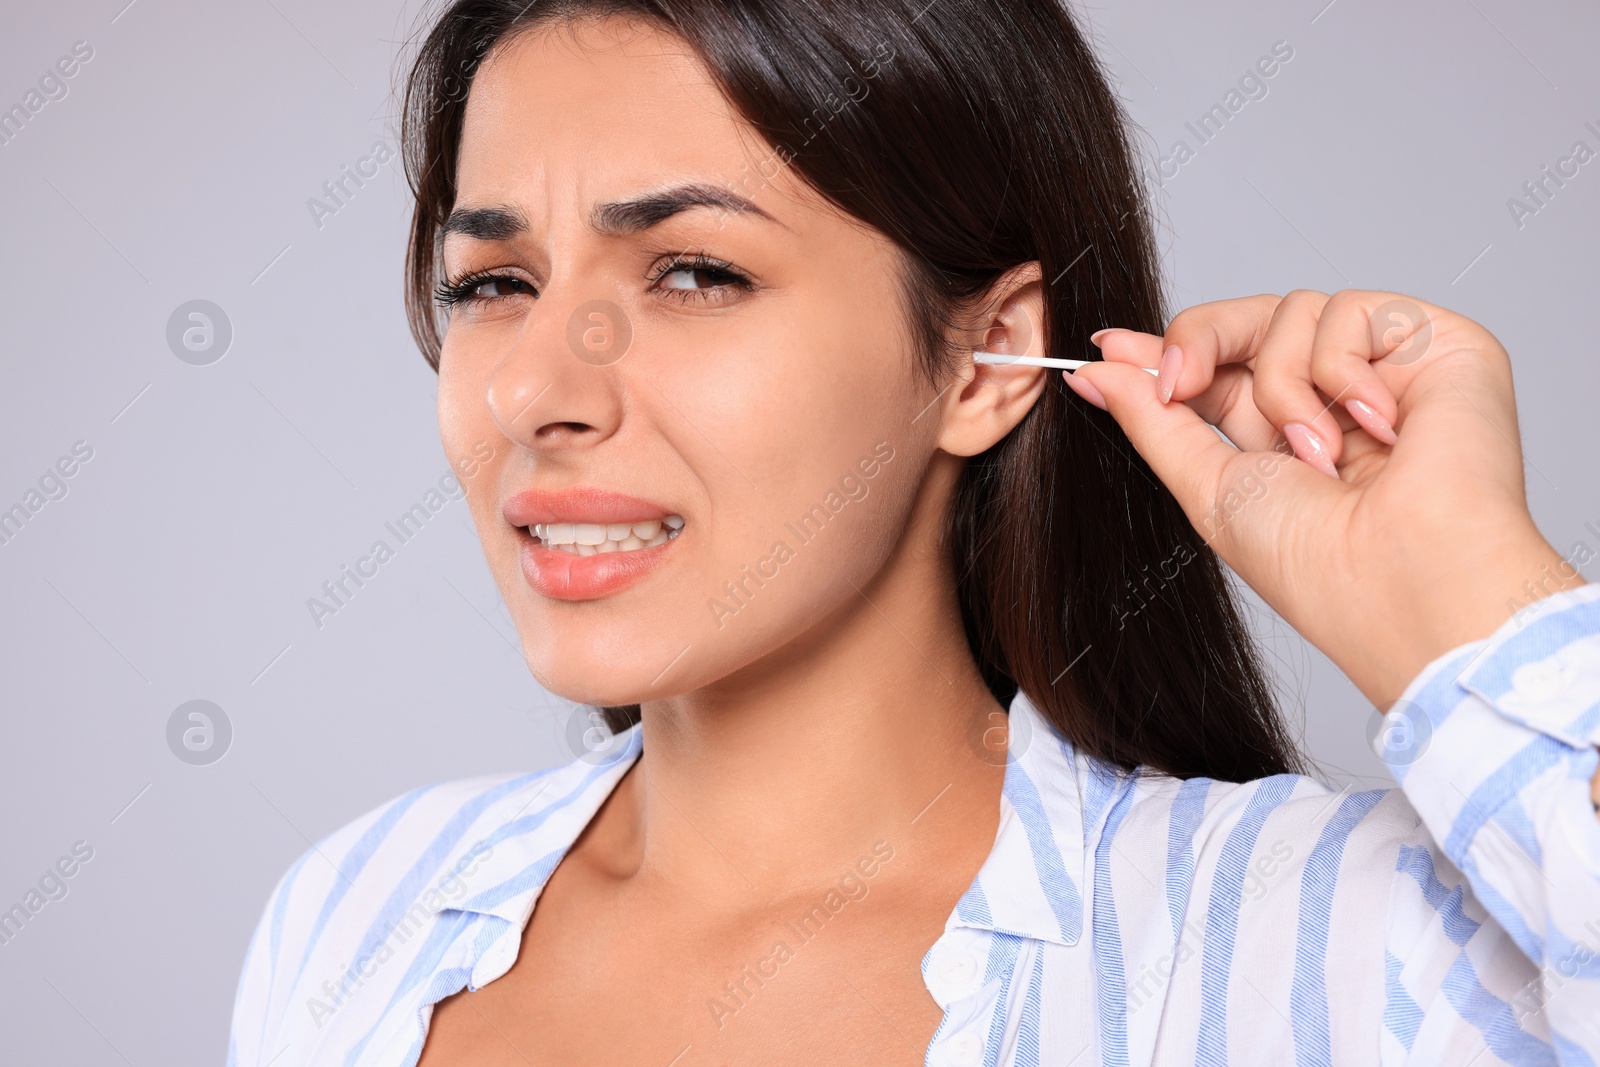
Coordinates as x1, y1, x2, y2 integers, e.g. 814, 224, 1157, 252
974, 351, 1160, 375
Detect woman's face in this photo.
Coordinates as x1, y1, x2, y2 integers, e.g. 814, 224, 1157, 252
438, 17, 1005, 707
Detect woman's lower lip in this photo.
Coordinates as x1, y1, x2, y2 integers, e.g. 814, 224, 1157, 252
518, 532, 678, 600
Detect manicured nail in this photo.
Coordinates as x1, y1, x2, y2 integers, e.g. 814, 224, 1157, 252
1282, 422, 1339, 477
1063, 371, 1107, 410
1345, 398, 1398, 445
1157, 344, 1183, 404
1089, 328, 1114, 345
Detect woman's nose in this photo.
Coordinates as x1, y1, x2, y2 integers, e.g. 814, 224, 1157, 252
485, 298, 629, 452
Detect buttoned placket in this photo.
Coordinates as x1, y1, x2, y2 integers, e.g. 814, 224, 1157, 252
921, 927, 1026, 1067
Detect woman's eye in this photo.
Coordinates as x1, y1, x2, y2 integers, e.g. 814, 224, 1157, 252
658, 267, 727, 290
650, 258, 752, 305
471, 277, 532, 299
435, 273, 536, 309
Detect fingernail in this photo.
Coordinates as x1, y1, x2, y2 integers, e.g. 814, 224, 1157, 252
1063, 371, 1107, 410
1089, 328, 1115, 346
1282, 422, 1339, 477
1345, 398, 1398, 445
1157, 344, 1183, 404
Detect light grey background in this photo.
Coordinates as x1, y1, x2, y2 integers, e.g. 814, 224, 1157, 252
1, 0, 1594, 1061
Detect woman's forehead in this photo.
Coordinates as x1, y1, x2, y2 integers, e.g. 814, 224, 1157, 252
455, 23, 817, 232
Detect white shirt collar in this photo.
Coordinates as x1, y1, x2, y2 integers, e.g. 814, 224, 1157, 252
448, 689, 1095, 948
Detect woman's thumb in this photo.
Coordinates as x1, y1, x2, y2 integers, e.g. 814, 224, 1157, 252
1064, 362, 1243, 531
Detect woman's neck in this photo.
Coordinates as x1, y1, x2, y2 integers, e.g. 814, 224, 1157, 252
601, 463, 1009, 911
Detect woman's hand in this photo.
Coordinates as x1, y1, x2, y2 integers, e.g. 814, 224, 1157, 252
1066, 289, 1585, 708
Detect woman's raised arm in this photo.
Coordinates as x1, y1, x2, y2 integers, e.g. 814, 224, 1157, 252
1067, 290, 1600, 1053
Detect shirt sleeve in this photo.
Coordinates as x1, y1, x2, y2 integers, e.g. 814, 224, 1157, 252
1382, 581, 1600, 1059
226, 849, 314, 1067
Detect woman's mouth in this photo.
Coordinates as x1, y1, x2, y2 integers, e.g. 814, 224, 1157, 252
529, 515, 684, 555
502, 488, 687, 600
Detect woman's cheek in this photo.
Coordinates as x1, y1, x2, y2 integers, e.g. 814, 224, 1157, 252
436, 352, 490, 471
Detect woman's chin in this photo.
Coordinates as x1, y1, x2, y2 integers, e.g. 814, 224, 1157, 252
524, 631, 717, 705
531, 665, 668, 709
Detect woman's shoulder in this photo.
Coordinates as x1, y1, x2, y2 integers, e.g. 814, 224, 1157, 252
326, 768, 558, 859
229, 759, 602, 1060
259, 760, 587, 931
1091, 764, 1475, 963
1011, 689, 1441, 904
1107, 763, 1434, 894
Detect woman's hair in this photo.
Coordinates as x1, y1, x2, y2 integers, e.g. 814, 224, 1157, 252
400, 0, 1306, 781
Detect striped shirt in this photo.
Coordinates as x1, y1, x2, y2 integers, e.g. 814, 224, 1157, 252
228, 583, 1600, 1065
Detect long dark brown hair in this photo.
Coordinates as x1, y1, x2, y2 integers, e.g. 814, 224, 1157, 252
400, 0, 1305, 781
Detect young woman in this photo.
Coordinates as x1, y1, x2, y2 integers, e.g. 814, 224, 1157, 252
227, 1, 1600, 1064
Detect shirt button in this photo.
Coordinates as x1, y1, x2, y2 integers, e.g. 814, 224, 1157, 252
942, 1029, 983, 1067
937, 950, 980, 989
1513, 661, 1571, 702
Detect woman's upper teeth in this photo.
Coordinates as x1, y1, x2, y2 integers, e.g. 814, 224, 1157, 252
532, 515, 684, 551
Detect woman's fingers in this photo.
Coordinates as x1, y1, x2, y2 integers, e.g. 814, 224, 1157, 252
1154, 290, 1418, 472
1063, 361, 1238, 528
1090, 327, 1163, 368
1092, 329, 1280, 452
1162, 291, 1344, 473
1091, 289, 1434, 477
1307, 291, 1418, 443
1064, 360, 1343, 538
1202, 368, 1285, 453
1159, 294, 1283, 399
1245, 290, 1344, 475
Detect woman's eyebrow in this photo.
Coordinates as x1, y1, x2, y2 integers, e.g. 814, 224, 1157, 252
440, 206, 527, 240
440, 183, 785, 241
590, 183, 785, 234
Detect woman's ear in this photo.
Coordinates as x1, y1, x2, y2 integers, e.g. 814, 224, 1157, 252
937, 262, 1049, 458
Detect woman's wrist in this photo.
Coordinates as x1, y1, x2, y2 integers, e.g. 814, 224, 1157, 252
1360, 531, 1585, 707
